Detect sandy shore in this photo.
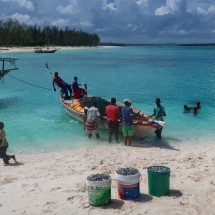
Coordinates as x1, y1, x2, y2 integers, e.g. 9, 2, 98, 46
0, 46, 117, 53
0, 141, 214, 215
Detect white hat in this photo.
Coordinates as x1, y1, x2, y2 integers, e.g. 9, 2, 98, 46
123, 99, 132, 103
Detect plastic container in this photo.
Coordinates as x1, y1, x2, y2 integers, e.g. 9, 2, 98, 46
86, 176, 111, 206
147, 166, 170, 197
116, 172, 141, 200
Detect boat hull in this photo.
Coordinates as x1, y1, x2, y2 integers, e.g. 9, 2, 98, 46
60, 96, 157, 139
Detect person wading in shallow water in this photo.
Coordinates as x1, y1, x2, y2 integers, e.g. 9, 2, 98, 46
151, 98, 166, 139
84, 101, 103, 139
121, 99, 135, 146
0, 122, 17, 165
105, 97, 120, 143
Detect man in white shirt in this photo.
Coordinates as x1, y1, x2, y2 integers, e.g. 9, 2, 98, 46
85, 101, 102, 138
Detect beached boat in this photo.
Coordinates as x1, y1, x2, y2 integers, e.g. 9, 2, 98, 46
34, 48, 57, 53
0, 58, 18, 83
60, 95, 161, 139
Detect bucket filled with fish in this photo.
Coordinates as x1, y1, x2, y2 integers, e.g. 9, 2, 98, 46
116, 167, 141, 200
147, 166, 170, 197
86, 173, 111, 206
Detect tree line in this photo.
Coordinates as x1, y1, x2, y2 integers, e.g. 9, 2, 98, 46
0, 19, 100, 47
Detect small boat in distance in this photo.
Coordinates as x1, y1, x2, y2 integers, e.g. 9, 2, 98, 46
60, 95, 161, 139
34, 47, 57, 53
0, 58, 18, 83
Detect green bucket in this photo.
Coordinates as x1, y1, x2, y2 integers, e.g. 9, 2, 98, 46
147, 166, 170, 197
86, 176, 111, 206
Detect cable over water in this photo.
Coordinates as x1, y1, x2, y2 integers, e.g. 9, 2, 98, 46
6, 73, 52, 91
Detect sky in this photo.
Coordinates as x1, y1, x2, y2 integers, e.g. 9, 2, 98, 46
0, 0, 215, 44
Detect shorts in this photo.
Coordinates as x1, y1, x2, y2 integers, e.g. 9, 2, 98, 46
85, 119, 98, 135
108, 121, 119, 133
122, 125, 134, 137
86, 129, 99, 135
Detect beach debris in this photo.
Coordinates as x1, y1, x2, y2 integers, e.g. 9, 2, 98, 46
116, 167, 139, 176
148, 166, 170, 173
87, 173, 110, 181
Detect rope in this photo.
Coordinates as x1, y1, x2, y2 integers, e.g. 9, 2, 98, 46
0, 76, 4, 84
6, 73, 52, 91
45, 62, 59, 92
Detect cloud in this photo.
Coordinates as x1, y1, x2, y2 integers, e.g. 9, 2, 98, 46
197, 5, 215, 15
0, 0, 215, 43
155, 0, 186, 15
51, 18, 70, 27
10, 13, 34, 25
3, 0, 35, 11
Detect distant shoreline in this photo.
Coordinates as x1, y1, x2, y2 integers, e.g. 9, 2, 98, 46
0, 46, 118, 54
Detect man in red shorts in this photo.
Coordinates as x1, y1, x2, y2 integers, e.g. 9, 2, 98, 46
105, 98, 120, 143
71, 76, 87, 99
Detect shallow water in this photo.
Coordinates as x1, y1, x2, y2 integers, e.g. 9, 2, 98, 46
0, 46, 214, 153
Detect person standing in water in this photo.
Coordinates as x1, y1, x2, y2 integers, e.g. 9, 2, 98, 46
151, 98, 166, 139
193, 101, 201, 114
0, 122, 17, 165
105, 98, 120, 143
85, 101, 103, 139
121, 99, 135, 146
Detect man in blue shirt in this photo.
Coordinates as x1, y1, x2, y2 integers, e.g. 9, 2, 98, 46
121, 99, 135, 146
151, 98, 166, 139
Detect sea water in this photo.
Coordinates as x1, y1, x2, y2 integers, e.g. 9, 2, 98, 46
0, 46, 214, 153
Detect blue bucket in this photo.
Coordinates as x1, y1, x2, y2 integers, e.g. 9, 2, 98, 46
116, 173, 141, 200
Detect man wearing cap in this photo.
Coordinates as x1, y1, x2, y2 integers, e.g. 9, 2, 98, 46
121, 99, 135, 146
151, 98, 166, 139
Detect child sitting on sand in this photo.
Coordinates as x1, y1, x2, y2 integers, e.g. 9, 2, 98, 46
0, 122, 17, 165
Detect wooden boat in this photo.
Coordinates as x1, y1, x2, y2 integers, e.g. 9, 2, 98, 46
0, 58, 18, 82
34, 48, 57, 53
60, 95, 161, 139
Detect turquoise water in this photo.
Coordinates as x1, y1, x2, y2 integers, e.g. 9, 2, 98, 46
0, 46, 215, 153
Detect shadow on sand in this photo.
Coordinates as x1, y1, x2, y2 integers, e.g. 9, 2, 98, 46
134, 193, 153, 203
4, 162, 24, 167
132, 135, 181, 151
168, 189, 183, 198
101, 199, 124, 209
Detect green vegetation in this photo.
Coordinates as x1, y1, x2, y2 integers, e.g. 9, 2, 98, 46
0, 19, 100, 47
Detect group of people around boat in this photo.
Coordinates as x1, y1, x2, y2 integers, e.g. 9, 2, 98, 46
83, 97, 166, 145
51, 72, 168, 145
52, 73, 200, 144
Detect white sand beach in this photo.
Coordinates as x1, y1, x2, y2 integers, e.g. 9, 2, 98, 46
0, 141, 214, 215
0, 46, 117, 53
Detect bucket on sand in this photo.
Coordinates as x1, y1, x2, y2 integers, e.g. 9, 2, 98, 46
86, 173, 111, 206
116, 168, 141, 200
147, 166, 170, 197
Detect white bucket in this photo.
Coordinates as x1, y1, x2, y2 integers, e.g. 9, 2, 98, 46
86, 177, 111, 206
116, 173, 141, 200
